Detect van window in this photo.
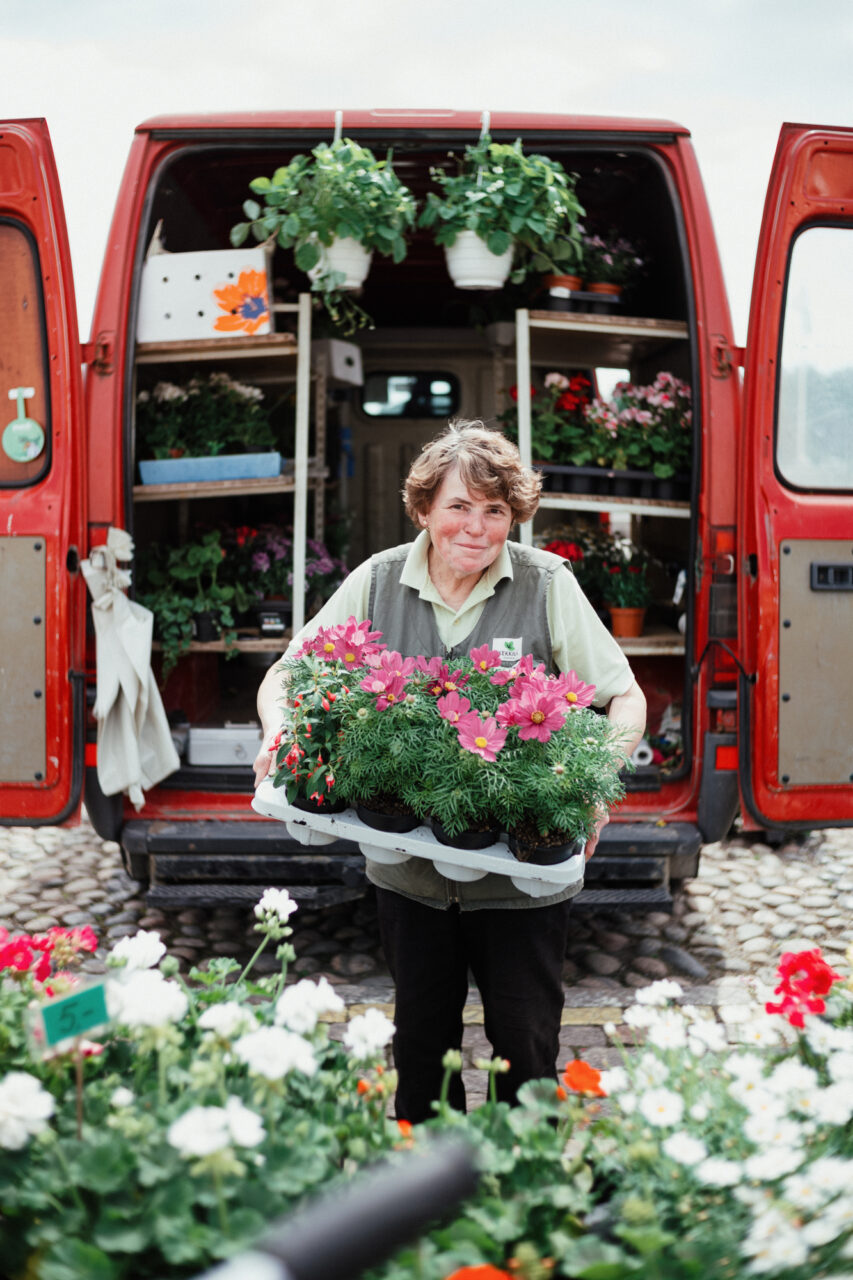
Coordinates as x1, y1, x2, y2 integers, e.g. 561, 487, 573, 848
0, 220, 50, 487
777, 224, 853, 491
361, 371, 460, 419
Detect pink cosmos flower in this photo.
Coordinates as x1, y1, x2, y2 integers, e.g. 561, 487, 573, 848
365, 650, 417, 679
551, 669, 596, 711
331, 616, 385, 669
456, 712, 507, 761
490, 653, 537, 687
416, 659, 469, 696
436, 691, 472, 724
360, 669, 407, 710
504, 687, 567, 743
469, 644, 502, 672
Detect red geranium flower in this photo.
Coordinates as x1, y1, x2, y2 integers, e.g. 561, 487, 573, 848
563, 1059, 607, 1096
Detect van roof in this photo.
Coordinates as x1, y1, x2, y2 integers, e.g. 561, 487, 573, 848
134, 109, 690, 138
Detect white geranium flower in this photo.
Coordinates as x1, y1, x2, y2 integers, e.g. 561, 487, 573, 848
198, 1001, 258, 1039
635, 979, 684, 1006
646, 1012, 688, 1051
638, 1087, 684, 1128
233, 1026, 317, 1080
223, 1096, 265, 1148
110, 1086, 134, 1109
343, 1007, 395, 1060
633, 1052, 670, 1089
168, 1106, 231, 1158
828, 1050, 853, 1083
694, 1156, 742, 1187
811, 1080, 853, 1125
598, 1066, 629, 1094
0, 1072, 55, 1150
254, 888, 298, 924
275, 976, 345, 1035
662, 1131, 707, 1166
108, 929, 166, 975
744, 1145, 803, 1181
106, 968, 188, 1028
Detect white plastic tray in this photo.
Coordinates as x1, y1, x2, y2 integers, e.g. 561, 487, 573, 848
252, 779, 585, 899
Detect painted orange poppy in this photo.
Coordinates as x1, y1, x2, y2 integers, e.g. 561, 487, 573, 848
213, 269, 269, 334
562, 1058, 607, 1096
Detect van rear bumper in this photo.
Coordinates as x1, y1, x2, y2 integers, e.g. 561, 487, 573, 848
121, 818, 701, 911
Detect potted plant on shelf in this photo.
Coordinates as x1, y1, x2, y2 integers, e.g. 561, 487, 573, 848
498, 372, 597, 488
221, 524, 349, 636
587, 371, 693, 496
419, 135, 584, 291
136, 372, 280, 484
578, 231, 645, 308
601, 549, 652, 638
137, 530, 240, 674
230, 138, 417, 334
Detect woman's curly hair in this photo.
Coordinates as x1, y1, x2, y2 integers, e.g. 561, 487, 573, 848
403, 419, 541, 526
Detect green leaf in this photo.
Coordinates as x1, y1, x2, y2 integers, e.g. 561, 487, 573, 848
243, 199, 261, 221
284, 213, 301, 238
229, 223, 249, 247
73, 1140, 135, 1194
249, 175, 272, 192
486, 229, 511, 256
93, 1215, 152, 1254
39, 1238, 117, 1280
295, 241, 321, 271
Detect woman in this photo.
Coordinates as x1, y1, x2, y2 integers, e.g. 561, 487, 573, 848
254, 420, 646, 1121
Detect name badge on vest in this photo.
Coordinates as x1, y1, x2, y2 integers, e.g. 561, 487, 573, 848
493, 637, 523, 665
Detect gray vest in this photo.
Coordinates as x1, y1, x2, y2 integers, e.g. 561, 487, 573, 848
362, 539, 582, 911
367, 540, 561, 668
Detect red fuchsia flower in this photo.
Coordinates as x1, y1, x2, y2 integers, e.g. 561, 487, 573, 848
500, 687, 566, 743
551, 669, 597, 711
563, 1059, 607, 1097
436, 691, 472, 724
765, 947, 842, 1028
456, 712, 508, 761
469, 644, 502, 672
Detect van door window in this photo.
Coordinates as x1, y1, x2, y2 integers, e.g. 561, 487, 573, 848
0, 220, 50, 486
776, 224, 853, 491
361, 371, 460, 418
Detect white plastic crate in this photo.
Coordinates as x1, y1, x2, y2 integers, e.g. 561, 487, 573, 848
188, 723, 263, 766
137, 247, 273, 342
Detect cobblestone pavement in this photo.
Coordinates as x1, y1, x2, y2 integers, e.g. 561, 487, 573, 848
2, 818, 851, 1105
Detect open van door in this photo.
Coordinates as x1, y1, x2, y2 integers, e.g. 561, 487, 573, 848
0, 119, 86, 824
739, 122, 853, 829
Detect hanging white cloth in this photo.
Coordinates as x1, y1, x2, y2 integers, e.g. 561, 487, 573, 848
81, 527, 179, 810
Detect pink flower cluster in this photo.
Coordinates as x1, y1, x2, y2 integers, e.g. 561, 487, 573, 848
298, 615, 385, 669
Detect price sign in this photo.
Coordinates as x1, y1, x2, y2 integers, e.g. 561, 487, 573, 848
39, 982, 109, 1049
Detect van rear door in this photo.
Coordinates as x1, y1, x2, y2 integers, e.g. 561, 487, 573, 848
739, 122, 853, 829
0, 119, 86, 824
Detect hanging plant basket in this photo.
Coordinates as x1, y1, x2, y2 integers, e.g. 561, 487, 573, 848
307, 236, 373, 291
443, 231, 513, 290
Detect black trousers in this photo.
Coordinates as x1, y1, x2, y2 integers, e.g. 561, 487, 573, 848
375, 887, 573, 1122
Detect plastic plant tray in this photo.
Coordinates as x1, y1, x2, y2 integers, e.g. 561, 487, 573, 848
252, 779, 585, 899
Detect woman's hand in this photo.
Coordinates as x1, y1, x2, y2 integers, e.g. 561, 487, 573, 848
253, 726, 283, 789
585, 805, 610, 860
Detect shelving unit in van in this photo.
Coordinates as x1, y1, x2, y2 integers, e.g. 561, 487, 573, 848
513, 306, 692, 659
133, 295, 320, 644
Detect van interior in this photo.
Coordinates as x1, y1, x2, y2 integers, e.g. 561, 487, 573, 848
129, 132, 694, 793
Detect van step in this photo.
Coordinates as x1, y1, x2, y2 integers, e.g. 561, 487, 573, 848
145, 883, 364, 910
573, 886, 673, 910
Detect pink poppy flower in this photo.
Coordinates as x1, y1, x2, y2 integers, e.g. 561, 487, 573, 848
508, 687, 567, 743
436, 691, 472, 724
456, 712, 507, 761
469, 644, 502, 672
551, 669, 596, 711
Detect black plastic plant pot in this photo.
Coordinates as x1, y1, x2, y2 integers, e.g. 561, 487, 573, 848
292, 793, 347, 815
193, 610, 220, 642
507, 831, 584, 865
431, 818, 500, 850
356, 802, 420, 834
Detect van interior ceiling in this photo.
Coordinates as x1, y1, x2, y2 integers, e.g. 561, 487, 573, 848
130, 133, 695, 789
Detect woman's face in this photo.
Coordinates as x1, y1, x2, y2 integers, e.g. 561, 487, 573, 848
421, 464, 513, 580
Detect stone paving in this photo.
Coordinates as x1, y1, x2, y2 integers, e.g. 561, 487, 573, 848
1, 816, 851, 1106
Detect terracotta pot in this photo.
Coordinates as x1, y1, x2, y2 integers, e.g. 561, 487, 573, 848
543, 273, 582, 291
608, 606, 646, 638
587, 281, 622, 298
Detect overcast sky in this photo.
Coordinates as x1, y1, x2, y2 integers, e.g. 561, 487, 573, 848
4, 0, 851, 343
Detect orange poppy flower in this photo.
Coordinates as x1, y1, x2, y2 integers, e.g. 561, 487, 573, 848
444, 1267, 512, 1280
562, 1059, 607, 1097
213, 269, 269, 334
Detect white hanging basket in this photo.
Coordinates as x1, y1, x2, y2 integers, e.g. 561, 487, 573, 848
306, 237, 373, 291
443, 230, 514, 290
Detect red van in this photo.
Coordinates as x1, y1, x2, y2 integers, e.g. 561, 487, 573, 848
1, 111, 851, 911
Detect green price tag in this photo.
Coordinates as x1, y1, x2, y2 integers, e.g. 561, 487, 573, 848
40, 982, 109, 1048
